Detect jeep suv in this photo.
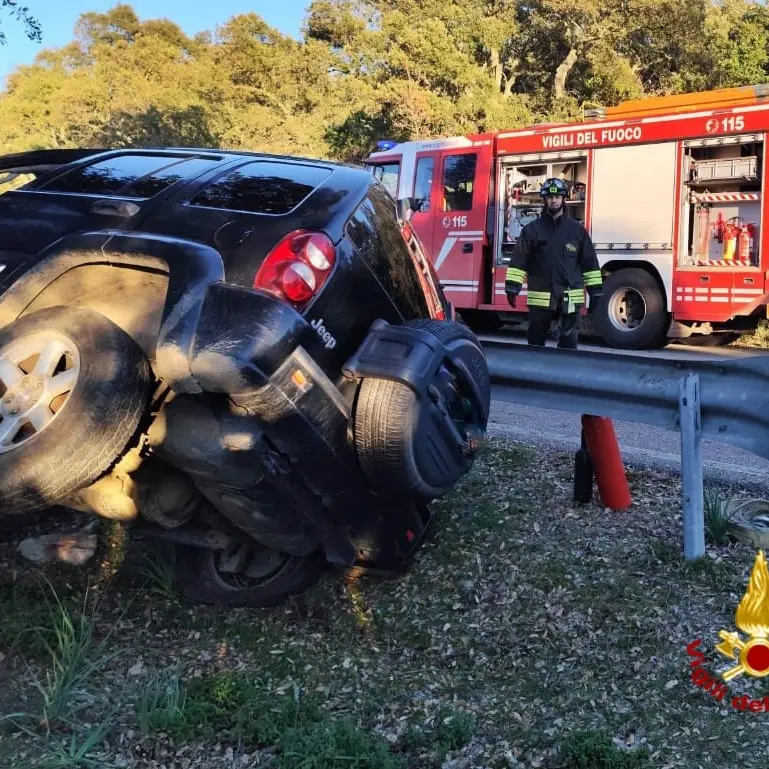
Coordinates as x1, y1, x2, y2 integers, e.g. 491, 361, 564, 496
0, 148, 490, 607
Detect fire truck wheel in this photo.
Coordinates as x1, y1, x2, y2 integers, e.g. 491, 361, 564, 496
596, 268, 668, 350
353, 320, 490, 501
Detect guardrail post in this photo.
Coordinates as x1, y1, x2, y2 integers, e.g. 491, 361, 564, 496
679, 373, 705, 559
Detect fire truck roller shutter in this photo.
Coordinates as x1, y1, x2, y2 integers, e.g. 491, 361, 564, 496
595, 267, 668, 349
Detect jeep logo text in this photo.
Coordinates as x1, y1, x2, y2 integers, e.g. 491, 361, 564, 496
311, 317, 337, 349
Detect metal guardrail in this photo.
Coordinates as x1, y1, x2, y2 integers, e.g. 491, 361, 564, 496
482, 340, 769, 558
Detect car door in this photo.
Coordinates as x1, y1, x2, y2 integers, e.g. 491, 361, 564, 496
0, 152, 221, 255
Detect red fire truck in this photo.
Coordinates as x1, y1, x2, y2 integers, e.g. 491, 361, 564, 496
366, 84, 769, 348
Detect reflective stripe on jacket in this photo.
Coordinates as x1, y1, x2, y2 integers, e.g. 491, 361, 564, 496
504, 209, 602, 311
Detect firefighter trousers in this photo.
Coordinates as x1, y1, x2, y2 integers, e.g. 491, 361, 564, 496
527, 306, 579, 349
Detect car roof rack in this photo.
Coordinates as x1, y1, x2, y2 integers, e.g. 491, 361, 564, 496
0, 148, 108, 175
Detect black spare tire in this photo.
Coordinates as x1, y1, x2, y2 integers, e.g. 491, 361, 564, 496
353, 319, 490, 501
0, 306, 153, 515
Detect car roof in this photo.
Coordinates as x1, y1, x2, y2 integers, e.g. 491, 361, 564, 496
0, 147, 381, 252
0, 147, 365, 176
158, 147, 365, 171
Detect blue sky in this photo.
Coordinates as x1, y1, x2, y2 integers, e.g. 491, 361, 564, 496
0, 1, 310, 86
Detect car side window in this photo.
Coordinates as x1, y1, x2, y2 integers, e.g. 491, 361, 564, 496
442, 154, 477, 212
39, 155, 203, 197
123, 157, 221, 198
370, 162, 400, 199
413, 157, 434, 213
188, 161, 332, 214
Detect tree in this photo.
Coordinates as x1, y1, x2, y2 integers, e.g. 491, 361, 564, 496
0, 7, 345, 158
0, 8, 216, 151
3, 1, 769, 164
0, 0, 41, 45
705, 0, 769, 88
619, 0, 715, 94
305, 0, 536, 156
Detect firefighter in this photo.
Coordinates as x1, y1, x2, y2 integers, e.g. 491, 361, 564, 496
504, 177, 603, 349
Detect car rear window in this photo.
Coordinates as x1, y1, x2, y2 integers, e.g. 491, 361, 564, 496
188, 161, 332, 214
40, 155, 220, 198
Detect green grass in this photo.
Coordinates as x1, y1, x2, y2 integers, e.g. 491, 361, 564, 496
703, 486, 736, 545
733, 319, 769, 349
133, 542, 178, 600
30, 584, 118, 728
402, 704, 476, 759
135, 666, 184, 736
279, 717, 407, 769
554, 730, 650, 769
0, 577, 117, 721
138, 670, 407, 768
13, 719, 115, 769
147, 670, 314, 744
0, 576, 60, 661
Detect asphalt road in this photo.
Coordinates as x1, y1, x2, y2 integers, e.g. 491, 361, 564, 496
480, 329, 769, 491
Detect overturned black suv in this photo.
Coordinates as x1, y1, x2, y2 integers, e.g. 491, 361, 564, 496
0, 148, 490, 606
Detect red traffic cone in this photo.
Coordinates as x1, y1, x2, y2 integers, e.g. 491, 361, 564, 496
581, 414, 632, 511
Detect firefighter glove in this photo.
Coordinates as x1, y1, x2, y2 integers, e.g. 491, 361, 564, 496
505, 284, 521, 308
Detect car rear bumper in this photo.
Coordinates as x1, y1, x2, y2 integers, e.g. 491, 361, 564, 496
176, 281, 435, 573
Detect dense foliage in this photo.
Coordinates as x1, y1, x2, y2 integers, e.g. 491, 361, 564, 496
2, 1, 769, 161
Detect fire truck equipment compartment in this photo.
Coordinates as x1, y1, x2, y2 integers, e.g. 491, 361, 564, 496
692, 156, 758, 182
591, 142, 677, 249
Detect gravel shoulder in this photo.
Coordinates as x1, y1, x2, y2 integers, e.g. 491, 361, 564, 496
487, 399, 769, 493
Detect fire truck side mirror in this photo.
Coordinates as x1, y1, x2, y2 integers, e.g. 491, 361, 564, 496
397, 197, 415, 223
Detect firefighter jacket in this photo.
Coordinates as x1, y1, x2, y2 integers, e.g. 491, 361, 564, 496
504, 211, 603, 312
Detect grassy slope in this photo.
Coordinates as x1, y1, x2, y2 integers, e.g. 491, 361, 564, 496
1, 438, 766, 769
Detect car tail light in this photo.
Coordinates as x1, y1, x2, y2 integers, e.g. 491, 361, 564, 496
253, 230, 336, 309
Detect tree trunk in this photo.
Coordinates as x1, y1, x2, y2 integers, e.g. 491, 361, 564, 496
503, 57, 520, 97
489, 47, 503, 91
554, 47, 578, 99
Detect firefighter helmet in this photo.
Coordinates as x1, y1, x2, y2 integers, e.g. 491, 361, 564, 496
540, 178, 569, 198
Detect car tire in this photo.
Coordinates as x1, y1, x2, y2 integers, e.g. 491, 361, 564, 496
0, 306, 153, 515
596, 268, 669, 349
173, 543, 327, 607
352, 319, 490, 501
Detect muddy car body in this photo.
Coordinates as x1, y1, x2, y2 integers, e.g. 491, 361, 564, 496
0, 148, 490, 606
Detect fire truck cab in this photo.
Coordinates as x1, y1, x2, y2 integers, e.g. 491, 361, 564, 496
366, 84, 769, 349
